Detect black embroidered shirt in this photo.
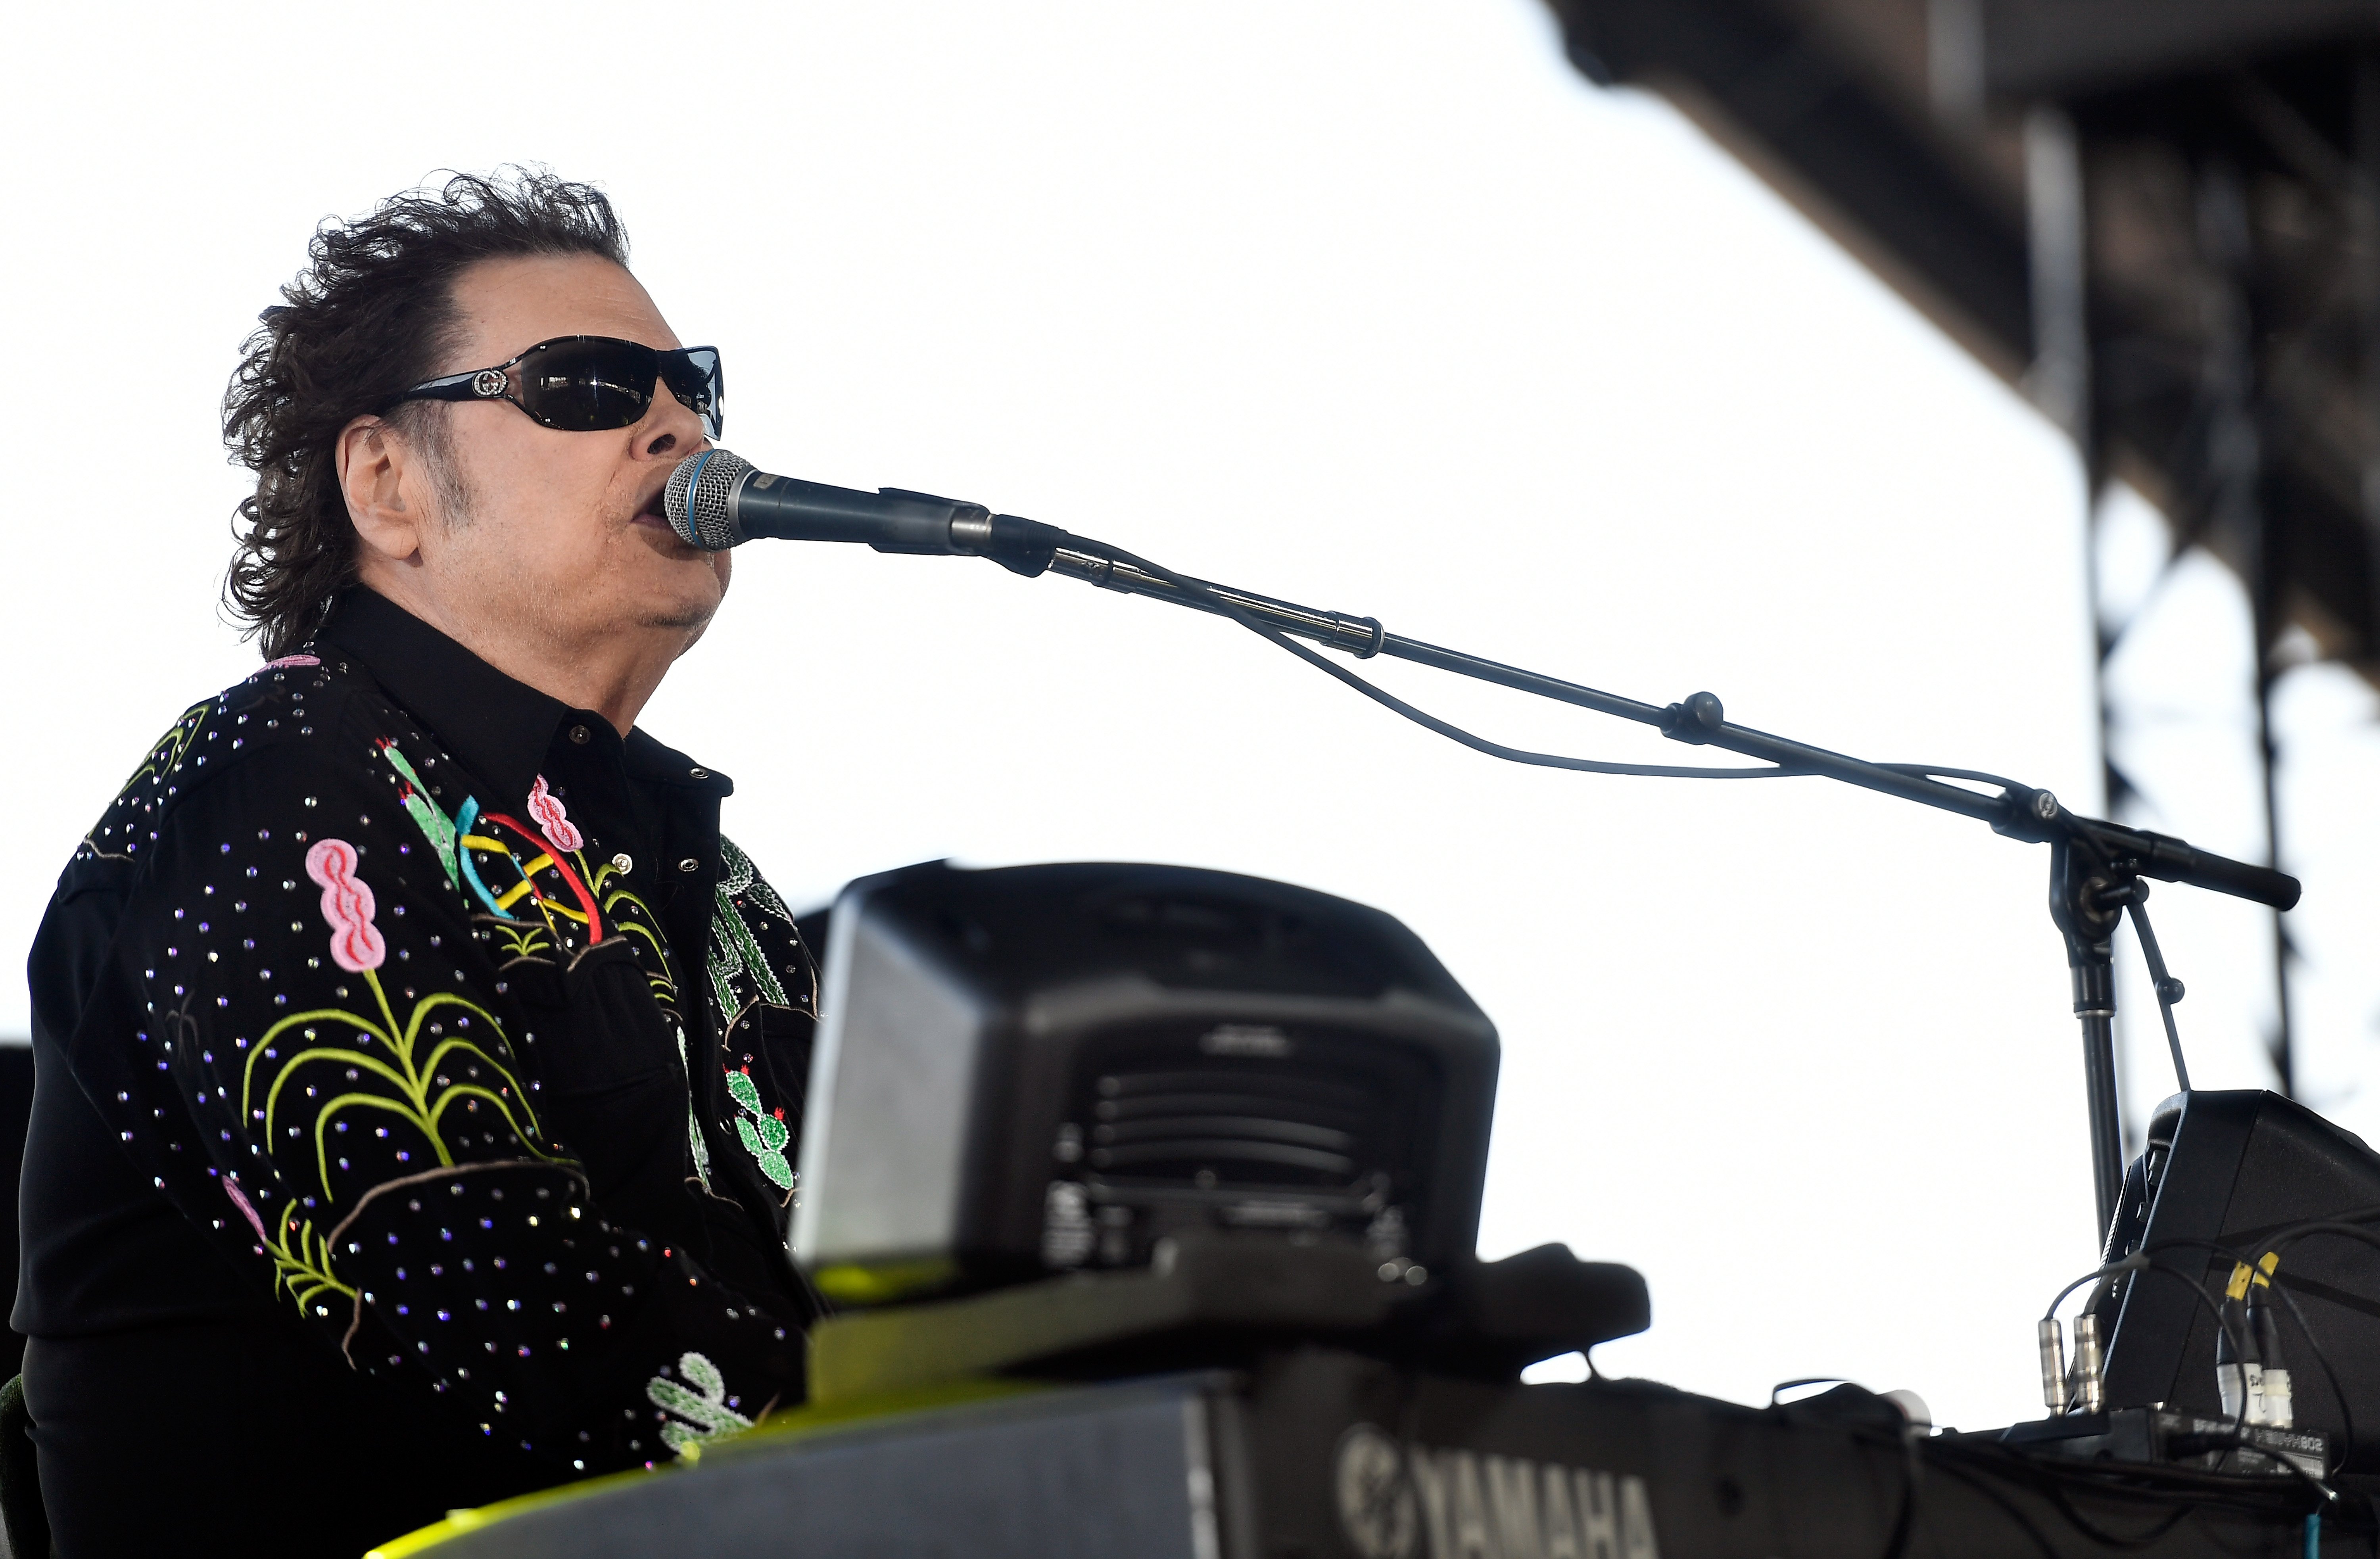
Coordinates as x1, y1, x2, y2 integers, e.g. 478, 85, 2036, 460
20, 589, 820, 1509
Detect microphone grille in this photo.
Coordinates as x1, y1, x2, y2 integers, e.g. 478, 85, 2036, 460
664, 448, 753, 550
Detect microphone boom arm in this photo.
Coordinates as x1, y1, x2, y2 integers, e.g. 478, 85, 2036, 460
1043, 545, 2294, 909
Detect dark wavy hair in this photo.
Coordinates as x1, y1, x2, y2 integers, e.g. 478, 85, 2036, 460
222, 169, 630, 657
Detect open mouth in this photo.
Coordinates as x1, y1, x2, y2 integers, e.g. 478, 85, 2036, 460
631, 469, 677, 534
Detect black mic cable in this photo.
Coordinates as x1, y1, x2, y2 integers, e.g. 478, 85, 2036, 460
664, 447, 1795, 779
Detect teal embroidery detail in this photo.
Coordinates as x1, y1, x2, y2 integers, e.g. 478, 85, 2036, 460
374, 739, 459, 888
648, 1350, 752, 1455
724, 1067, 794, 1190
453, 797, 518, 921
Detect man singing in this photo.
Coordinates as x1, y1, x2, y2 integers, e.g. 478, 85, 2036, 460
19, 170, 818, 1555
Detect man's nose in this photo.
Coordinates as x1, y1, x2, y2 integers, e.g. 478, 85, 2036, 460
638, 375, 706, 458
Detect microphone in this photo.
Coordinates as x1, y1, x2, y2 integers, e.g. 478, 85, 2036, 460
663, 448, 1066, 575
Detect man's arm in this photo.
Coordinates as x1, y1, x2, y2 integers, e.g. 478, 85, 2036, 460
68, 731, 804, 1473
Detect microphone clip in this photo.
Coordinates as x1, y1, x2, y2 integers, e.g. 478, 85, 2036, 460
936, 505, 1067, 577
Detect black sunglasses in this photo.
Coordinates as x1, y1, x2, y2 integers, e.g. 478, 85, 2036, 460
386, 335, 724, 439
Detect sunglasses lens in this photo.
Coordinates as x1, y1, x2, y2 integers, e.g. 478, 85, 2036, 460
518, 338, 659, 432
661, 348, 725, 438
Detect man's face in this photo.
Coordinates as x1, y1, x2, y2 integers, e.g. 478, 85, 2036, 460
400, 253, 730, 657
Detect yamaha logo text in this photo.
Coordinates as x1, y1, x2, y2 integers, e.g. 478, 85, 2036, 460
1335, 1424, 1662, 1559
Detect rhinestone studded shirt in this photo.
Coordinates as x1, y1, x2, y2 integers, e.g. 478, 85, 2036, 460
20, 588, 821, 1480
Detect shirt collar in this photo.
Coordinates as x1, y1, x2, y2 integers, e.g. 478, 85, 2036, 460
319, 587, 732, 804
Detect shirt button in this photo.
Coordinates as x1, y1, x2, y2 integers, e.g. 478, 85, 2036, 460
568, 725, 591, 745
611, 854, 633, 874
689, 767, 708, 780
678, 858, 702, 874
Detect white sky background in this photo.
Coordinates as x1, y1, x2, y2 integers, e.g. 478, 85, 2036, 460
1, 0, 2370, 1434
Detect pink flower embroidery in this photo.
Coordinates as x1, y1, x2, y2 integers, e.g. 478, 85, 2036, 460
262, 654, 321, 670
305, 838, 386, 973
526, 775, 583, 852
223, 1175, 270, 1246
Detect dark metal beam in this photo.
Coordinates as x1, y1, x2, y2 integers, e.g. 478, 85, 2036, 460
1546, 0, 2033, 364
1983, 0, 2380, 102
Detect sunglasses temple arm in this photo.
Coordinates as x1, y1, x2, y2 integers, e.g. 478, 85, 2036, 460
386, 375, 486, 409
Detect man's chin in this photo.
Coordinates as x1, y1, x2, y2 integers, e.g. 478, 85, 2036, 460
642, 601, 720, 634
635, 560, 729, 637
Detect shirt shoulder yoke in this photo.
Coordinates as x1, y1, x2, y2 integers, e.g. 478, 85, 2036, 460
73, 651, 390, 866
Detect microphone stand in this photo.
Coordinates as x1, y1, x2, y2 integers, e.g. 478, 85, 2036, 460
1022, 543, 2302, 1243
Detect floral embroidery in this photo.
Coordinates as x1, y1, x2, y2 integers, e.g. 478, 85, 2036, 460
306, 838, 386, 973
526, 774, 584, 852
369, 767, 724, 1201
724, 1067, 795, 1190
647, 1350, 752, 1454
262, 654, 322, 670
247, 845, 554, 1200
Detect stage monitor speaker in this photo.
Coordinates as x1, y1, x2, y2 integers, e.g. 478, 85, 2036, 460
2099, 1089, 2380, 1469
790, 861, 1499, 1307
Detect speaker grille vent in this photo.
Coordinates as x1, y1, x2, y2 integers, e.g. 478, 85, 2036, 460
1084, 1065, 1382, 1187
1042, 1029, 1440, 1272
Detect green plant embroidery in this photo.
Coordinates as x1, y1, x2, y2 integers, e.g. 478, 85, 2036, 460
593, 858, 678, 1005
224, 1173, 356, 1318
489, 920, 556, 962
123, 700, 209, 790
83, 702, 213, 861
265, 1213, 356, 1316
243, 966, 556, 1201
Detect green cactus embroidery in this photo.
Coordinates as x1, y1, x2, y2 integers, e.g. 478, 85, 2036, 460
724, 1067, 794, 1190
707, 837, 791, 1017
647, 1350, 752, 1455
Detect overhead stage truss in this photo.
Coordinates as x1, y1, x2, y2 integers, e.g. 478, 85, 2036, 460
1542, 0, 2380, 1097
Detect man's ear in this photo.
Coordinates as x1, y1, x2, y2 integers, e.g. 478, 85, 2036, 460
337, 416, 426, 563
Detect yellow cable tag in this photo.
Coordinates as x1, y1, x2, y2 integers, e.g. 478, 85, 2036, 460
2226, 1252, 2281, 1300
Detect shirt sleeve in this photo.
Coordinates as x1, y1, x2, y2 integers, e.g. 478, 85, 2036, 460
69, 730, 806, 1476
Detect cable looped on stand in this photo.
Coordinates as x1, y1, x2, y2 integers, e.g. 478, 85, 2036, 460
1070, 538, 1814, 780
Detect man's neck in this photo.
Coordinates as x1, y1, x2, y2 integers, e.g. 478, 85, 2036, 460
352, 574, 684, 735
